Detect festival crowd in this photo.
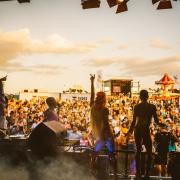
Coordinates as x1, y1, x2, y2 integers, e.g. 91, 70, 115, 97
3, 95, 180, 152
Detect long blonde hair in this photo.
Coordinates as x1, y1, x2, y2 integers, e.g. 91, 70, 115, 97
91, 91, 106, 138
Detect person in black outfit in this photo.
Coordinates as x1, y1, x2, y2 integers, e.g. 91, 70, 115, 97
127, 90, 160, 178
154, 124, 176, 176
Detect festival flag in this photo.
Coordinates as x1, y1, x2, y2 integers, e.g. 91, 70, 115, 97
96, 70, 103, 91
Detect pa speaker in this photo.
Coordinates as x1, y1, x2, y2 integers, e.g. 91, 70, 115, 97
28, 121, 67, 157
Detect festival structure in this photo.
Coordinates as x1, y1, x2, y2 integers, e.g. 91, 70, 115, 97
155, 73, 175, 96
103, 78, 133, 96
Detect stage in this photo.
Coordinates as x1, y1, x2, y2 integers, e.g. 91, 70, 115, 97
0, 137, 179, 180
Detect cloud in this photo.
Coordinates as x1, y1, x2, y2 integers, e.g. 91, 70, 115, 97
0, 29, 100, 68
117, 44, 129, 50
83, 57, 117, 67
96, 38, 113, 45
149, 39, 172, 50
83, 55, 180, 77
0, 62, 65, 75
0, 29, 107, 74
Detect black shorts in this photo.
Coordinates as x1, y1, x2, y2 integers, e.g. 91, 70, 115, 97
154, 153, 168, 165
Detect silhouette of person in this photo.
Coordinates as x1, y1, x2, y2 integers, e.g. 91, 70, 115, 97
90, 74, 117, 179
43, 97, 59, 122
0, 76, 8, 130
128, 90, 160, 179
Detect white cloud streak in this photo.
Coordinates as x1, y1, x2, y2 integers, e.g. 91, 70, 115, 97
84, 55, 180, 77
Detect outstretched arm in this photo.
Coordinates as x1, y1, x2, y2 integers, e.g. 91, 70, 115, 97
0, 76, 7, 95
0, 81, 4, 96
128, 105, 137, 134
152, 105, 160, 125
90, 74, 95, 107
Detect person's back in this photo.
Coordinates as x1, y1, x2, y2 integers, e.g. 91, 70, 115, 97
43, 97, 59, 122
155, 131, 171, 153
90, 104, 112, 140
134, 102, 157, 132
43, 108, 58, 122
128, 90, 159, 178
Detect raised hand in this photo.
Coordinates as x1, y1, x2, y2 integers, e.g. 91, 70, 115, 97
90, 74, 95, 82
0, 75, 7, 82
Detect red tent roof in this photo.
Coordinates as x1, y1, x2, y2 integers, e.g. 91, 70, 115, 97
155, 73, 175, 85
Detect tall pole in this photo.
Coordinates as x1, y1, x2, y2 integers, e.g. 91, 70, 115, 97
138, 81, 140, 93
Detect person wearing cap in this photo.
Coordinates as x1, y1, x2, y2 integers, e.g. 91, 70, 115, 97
43, 97, 59, 122
127, 90, 160, 179
89, 74, 117, 179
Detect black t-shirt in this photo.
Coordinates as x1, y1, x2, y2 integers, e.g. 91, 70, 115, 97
155, 132, 171, 154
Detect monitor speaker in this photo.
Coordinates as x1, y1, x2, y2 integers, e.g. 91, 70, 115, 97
28, 121, 67, 157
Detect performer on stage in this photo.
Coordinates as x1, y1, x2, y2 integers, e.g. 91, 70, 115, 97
127, 90, 160, 179
89, 74, 117, 179
0, 75, 8, 131
43, 97, 59, 122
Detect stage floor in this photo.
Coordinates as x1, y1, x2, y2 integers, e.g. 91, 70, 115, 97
108, 174, 172, 180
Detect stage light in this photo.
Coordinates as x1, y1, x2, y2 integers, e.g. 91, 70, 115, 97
17, 0, 30, 3
157, 0, 172, 10
116, 0, 129, 13
81, 0, 100, 9
107, 0, 117, 8
152, 0, 160, 4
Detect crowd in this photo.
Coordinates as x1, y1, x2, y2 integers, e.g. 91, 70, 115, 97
2, 95, 179, 153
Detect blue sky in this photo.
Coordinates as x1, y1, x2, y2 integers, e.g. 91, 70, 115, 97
0, 0, 180, 93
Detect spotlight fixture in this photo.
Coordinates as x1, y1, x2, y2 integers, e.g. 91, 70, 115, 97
81, 0, 100, 9
107, 0, 117, 8
157, 0, 172, 9
17, 0, 30, 3
152, 0, 160, 4
116, 0, 129, 13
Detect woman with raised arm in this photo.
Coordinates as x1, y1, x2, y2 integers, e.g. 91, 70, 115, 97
90, 74, 117, 179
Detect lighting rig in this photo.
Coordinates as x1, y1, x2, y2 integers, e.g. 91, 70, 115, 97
0, 0, 30, 3
0, 0, 179, 13
152, 0, 173, 10
81, 0, 179, 13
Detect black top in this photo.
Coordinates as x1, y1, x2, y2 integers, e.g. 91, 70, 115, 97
155, 132, 172, 154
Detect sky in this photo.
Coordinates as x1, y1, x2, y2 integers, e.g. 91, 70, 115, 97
0, 0, 180, 93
